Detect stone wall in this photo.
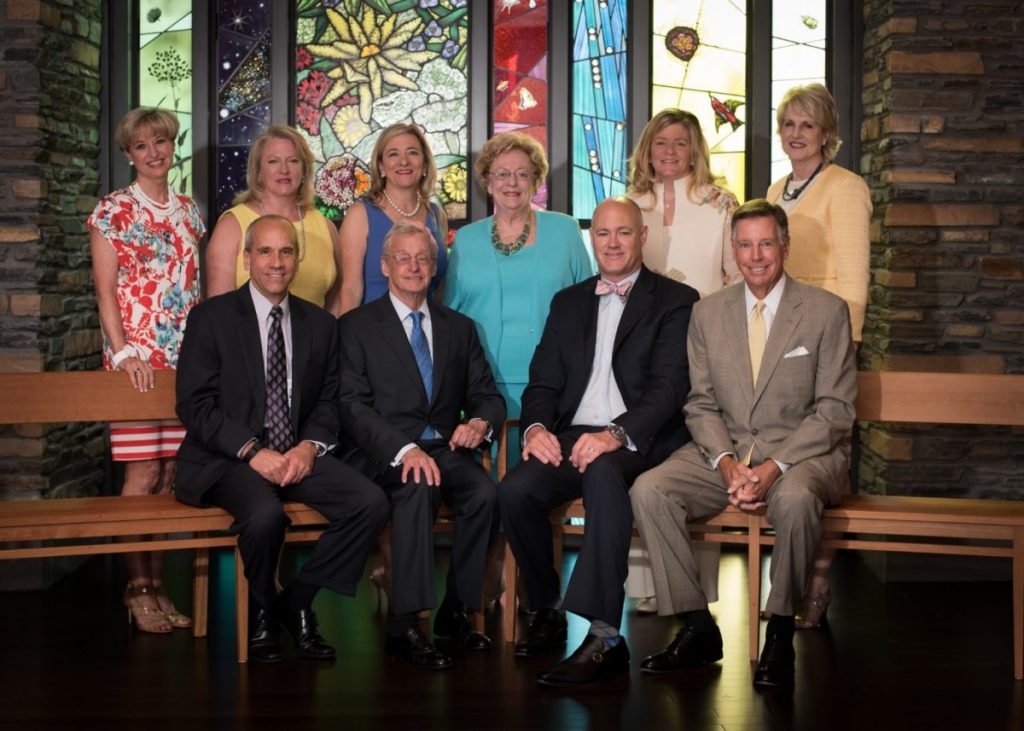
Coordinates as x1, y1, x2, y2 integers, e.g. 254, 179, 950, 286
859, 1, 1024, 506
0, 0, 105, 501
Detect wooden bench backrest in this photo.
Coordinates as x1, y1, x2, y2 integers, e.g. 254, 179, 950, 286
1, 370, 1022, 428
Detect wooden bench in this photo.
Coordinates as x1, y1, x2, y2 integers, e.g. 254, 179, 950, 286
0, 370, 464, 662
498, 372, 1024, 680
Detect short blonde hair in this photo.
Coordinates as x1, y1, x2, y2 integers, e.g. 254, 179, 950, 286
776, 84, 841, 161
627, 109, 716, 203
473, 131, 549, 197
366, 123, 437, 204
235, 124, 315, 207
115, 108, 179, 152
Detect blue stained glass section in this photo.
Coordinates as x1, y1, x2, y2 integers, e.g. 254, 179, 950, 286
572, 0, 628, 219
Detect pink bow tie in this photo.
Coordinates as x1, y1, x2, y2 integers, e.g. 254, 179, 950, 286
595, 279, 632, 302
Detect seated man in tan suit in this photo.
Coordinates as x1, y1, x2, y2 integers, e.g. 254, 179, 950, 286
630, 198, 857, 687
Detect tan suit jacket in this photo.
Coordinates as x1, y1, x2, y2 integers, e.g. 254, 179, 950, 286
685, 276, 857, 472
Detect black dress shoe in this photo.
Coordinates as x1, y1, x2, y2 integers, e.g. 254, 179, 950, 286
278, 607, 335, 660
434, 607, 493, 651
536, 634, 630, 688
384, 627, 454, 670
753, 633, 795, 687
249, 607, 284, 664
514, 607, 568, 658
640, 623, 723, 673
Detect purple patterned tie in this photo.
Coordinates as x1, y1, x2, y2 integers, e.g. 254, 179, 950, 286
265, 306, 293, 452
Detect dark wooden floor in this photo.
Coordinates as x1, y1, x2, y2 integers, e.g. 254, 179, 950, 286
1, 547, 1021, 731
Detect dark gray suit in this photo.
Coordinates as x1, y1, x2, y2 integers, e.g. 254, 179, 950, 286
337, 295, 506, 614
175, 284, 389, 608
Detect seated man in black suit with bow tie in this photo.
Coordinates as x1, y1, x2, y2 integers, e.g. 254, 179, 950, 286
175, 214, 389, 663
337, 221, 506, 670
499, 197, 698, 687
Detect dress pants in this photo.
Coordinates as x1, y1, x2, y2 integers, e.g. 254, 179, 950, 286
373, 440, 498, 615
498, 426, 657, 629
204, 456, 390, 609
630, 441, 850, 617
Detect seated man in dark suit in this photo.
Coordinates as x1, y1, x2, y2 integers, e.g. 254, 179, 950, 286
499, 197, 698, 687
175, 214, 389, 663
630, 199, 857, 687
337, 221, 506, 670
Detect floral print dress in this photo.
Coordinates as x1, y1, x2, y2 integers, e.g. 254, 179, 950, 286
87, 185, 205, 460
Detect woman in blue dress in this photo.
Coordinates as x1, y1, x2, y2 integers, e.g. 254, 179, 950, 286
339, 123, 447, 313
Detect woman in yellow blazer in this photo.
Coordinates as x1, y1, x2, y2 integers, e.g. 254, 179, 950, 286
766, 83, 872, 628
767, 83, 871, 343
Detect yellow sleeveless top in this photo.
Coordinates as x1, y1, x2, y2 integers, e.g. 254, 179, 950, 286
226, 203, 337, 307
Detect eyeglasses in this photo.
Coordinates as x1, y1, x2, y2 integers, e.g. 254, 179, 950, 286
385, 253, 435, 266
488, 170, 532, 183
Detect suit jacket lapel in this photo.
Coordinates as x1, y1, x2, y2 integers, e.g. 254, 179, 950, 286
373, 297, 430, 403
289, 298, 311, 426
613, 266, 653, 354
234, 286, 266, 408
725, 285, 756, 408
428, 303, 448, 405
753, 279, 803, 404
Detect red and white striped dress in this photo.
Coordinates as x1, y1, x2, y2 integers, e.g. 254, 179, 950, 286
88, 185, 204, 461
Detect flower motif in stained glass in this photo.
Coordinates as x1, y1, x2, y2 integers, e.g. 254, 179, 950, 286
665, 26, 699, 62
305, 7, 434, 123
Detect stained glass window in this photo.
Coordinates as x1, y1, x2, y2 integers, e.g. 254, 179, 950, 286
771, 0, 827, 184
651, 1, 747, 201
216, 1, 272, 218
571, 0, 627, 219
492, 0, 549, 209
138, 0, 194, 196
296, 0, 470, 222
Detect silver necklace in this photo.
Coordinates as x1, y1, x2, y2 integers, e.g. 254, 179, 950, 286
258, 200, 307, 262
381, 188, 422, 218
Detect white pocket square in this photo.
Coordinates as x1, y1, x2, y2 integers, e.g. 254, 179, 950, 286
784, 346, 810, 358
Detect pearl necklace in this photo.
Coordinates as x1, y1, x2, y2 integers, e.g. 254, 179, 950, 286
491, 215, 532, 256
131, 181, 180, 220
782, 161, 826, 201
381, 188, 422, 218
258, 200, 307, 262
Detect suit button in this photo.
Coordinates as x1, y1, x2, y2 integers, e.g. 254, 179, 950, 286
751, 428, 759, 435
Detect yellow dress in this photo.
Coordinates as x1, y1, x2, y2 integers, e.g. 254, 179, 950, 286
225, 203, 337, 307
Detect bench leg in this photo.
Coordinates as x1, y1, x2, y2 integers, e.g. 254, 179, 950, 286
748, 516, 762, 662
1014, 527, 1023, 680
192, 547, 209, 638
503, 539, 518, 643
235, 547, 249, 664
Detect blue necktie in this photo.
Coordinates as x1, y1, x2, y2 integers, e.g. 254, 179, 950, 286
409, 311, 434, 439
265, 306, 293, 452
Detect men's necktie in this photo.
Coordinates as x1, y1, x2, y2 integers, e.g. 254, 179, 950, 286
748, 301, 766, 387
409, 311, 435, 439
265, 306, 293, 452
595, 279, 632, 302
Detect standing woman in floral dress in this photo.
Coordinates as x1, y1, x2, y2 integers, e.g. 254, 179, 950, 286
88, 108, 204, 633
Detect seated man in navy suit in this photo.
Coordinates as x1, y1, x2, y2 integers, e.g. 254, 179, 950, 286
499, 197, 698, 687
175, 214, 389, 663
337, 221, 506, 670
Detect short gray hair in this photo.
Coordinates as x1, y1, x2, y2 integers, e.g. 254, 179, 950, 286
244, 214, 297, 252
730, 199, 790, 245
381, 221, 437, 258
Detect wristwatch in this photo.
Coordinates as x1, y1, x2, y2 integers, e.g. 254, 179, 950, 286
606, 423, 628, 447
242, 440, 264, 463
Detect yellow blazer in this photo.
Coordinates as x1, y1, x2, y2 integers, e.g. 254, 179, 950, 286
767, 165, 871, 342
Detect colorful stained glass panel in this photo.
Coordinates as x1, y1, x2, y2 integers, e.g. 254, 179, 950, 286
571, 0, 628, 219
216, 0, 272, 218
651, 1, 747, 200
138, 0, 194, 196
493, 0, 548, 209
297, 0, 470, 222
771, 0, 827, 183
